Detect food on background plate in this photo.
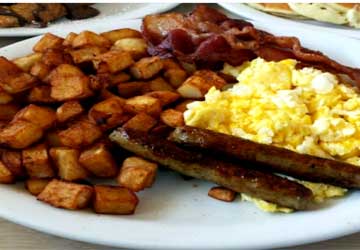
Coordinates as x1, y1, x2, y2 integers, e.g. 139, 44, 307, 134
1, 5, 360, 215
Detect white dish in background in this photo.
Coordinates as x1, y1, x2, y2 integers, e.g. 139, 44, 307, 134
0, 3, 178, 37
1, 19, 360, 250
219, 3, 360, 40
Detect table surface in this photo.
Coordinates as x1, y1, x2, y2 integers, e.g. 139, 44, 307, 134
1, 3, 360, 250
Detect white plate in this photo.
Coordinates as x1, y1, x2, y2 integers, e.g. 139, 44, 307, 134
0, 3, 178, 37
2, 19, 360, 250
219, 3, 360, 40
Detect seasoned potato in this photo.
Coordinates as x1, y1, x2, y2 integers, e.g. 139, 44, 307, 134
50, 147, 88, 181
150, 123, 173, 137
117, 82, 147, 98
0, 120, 43, 149
45, 130, 63, 147
122, 113, 157, 133
208, 186, 236, 202
56, 101, 84, 123
93, 185, 138, 214
162, 58, 181, 70
109, 72, 131, 85
94, 51, 134, 74
25, 178, 50, 195
70, 47, 104, 64
41, 49, 72, 67
33, 33, 64, 53
2, 150, 25, 180
22, 143, 55, 178
145, 91, 180, 106
124, 95, 162, 117
72, 30, 111, 49
174, 99, 194, 113
49, 64, 93, 101
28, 86, 57, 103
38, 179, 93, 210
130, 56, 163, 80
79, 143, 118, 178
101, 28, 142, 43
142, 77, 174, 93
58, 119, 102, 148
63, 32, 77, 47
117, 157, 158, 192
160, 109, 184, 128
164, 69, 187, 88
13, 53, 42, 72
30, 62, 51, 81
0, 104, 20, 121
13, 104, 56, 130
0, 160, 14, 184
0, 87, 13, 104
112, 38, 147, 59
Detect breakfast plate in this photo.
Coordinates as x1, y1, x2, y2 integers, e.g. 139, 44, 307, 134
219, 3, 360, 40
1, 18, 360, 250
0, 3, 178, 37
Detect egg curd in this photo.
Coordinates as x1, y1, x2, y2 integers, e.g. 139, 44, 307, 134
183, 58, 360, 212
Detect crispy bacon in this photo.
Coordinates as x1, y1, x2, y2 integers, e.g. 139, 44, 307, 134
142, 5, 360, 87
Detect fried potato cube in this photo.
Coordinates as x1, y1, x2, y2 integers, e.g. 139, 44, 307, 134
13, 104, 56, 130
110, 72, 131, 85
93, 185, 139, 215
94, 51, 134, 74
150, 123, 173, 137
13, 53, 42, 72
117, 157, 158, 192
145, 91, 180, 106
70, 47, 104, 64
174, 100, 194, 113
0, 87, 13, 104
164, 69, 187, 88
142, 77, 174, 93
22, 143, 55, 178
122, 113, 157, 133
33, 33, 64, 53
30, 62, 51, 81
79, 144, 118, 178
177, 70, 226, 98
2, 150, 25, 179
56, 101, 84, 123
130, 56, 163, 80
63, 32, 77, 47
112, 38, 147, 59
162, 58, 181, 70
50, 147, 88, 181
72, 30, 111, 49
0, 120, 43, 149
124, 95, 162, 117
45, 130, 63, 147
0, 160, 14, 184
38, 179, 93, 210
180, 61, 196, 74
41, 49, 72, 67
160, 109, 184, 128
50, 64, 93, 101
25, 178, 50, 195
28, 86, 57, 103
117, 82, 147, 98
208, 186, 236, 202
0, 104, 20, 121
101, 28, 142, 43
58, 119, 102, 148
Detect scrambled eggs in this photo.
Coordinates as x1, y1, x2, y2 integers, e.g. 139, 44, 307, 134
183, 58, 360, 212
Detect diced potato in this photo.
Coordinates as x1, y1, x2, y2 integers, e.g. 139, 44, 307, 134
162, 58, 181, 70
89, 74, 110, 91
72, 30, 111, 49
160, 109, 184, 128
70, 47, 104, 64
124, 95, 162, 117
79, 143, 118, 178
28, 86, 57, 103
41, 49, 72, 67
174, 100, 194, 113
22, 143, 55, 178
150, 123, 173, 137
130, 56, 163, 80
101, 28, 142, 43
145, 91, 180, 106
45, 130, 63, 147
88, 97, 128, 130
109, 72, 131, 85
63, 32, 77, 47
30, 62, 51, 81
117, 82, 147, 98
0, 160, 14, 184
58, 119, 102, 148
142, 77, 174, 93
38, 179, 93, 210
93, 185, 138, 214
208, 186, 236, 202
164, 69, 187, 88
180, 61, 196, 74
50, 64, 93, 101
25, 178, 50, 195
0, 104, 20, 121
56, 101, 84, 123
122, 113, 157, 133
13, 53, 42, 72
99, 89, 118, 100
0, 87, 13, 104
117, 157, 158, 192
50, 147, 88, 181
13, 104, 56, 130
2, 150, 25, 179
112, 38, 147, 59
94, 51, 134, 74
0, 120, 43, 149
33, 33, 64, 53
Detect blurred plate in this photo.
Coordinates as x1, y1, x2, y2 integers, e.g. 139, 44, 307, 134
0, 3, 178, 37
219, 3, 360, 39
